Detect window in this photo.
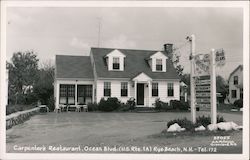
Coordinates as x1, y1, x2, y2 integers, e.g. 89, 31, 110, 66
240, 88, 243, 99
77, 85, 93, 105
156, 59, 162, 71
231, 90, 237, 98
121, 82, 128, 97
113, 57, 120, 69
104, 82, 111, 97
59, 84, 75, 105
152, 83, 158, 97
168, 83, 174, 97
233, 76, 238, 85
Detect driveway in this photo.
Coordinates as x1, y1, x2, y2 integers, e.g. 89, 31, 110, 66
6, 111, 242, 153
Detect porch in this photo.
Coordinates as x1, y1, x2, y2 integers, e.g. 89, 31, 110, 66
55, 81, 95, 112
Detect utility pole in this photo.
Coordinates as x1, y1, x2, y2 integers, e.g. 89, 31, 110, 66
210, 49, 217, 125
187, 34, 196, 124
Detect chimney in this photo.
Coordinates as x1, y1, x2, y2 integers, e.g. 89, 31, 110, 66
163, 43, 173, 55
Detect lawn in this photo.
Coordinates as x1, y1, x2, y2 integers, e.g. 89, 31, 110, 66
6, 111, 242, 153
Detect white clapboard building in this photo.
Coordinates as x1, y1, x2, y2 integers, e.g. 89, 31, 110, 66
228, 65, 243, 103
54, 46, 180, 110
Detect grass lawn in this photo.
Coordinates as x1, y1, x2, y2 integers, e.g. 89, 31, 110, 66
6, 111, 242, 154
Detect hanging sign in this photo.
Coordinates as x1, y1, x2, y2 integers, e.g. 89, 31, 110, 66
215, 49, 225, 66
196, 98, 210, 103
196, 92, 210, 97
195, 85, 210, 91
193, 54, 210, 76
196, 104, 210, 110
195, 79, 210, 85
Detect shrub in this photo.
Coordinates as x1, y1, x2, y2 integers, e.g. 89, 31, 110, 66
126, 97, 136, 110
155, 98, 171, 111
170, 100, 189, 111
87, 102, 98, 112
47, 95, 55, 112
195, 115, 226, 128
167, 118, 194, 131
234, 99, 243, 108
98, 97, 120, 112
116, 103, 130, 112
166, 115, 226, 131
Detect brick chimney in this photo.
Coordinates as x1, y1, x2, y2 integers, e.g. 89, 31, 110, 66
163, 43, 173, 56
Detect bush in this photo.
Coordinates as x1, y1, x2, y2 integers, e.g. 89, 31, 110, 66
126, 97, 136, 110
167, 118, 194, 131
234, 99, 243, 108
170, 100, 189, 111
195, 115, 226, 128
98, 97, 120, 112
87, 102, 98, 112
116, 103, 131, 112
6, 104, 36, 115
155, 98, 171, 111
47, 95, 55, 111
167, 115, 226, 131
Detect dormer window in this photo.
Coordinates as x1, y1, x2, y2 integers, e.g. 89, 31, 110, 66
156, 59, 162, 71
149, 51, 167, 72
113, 57, 120, 70
105, 49, 126, 71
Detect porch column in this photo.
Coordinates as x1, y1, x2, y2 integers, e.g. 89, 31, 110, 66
148, 81, 152, 107
75, 83, 77, 105
55, 82, 60, 109
134, 80, 137, 104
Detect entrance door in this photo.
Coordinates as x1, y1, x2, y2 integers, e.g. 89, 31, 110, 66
137, 83, 144, 105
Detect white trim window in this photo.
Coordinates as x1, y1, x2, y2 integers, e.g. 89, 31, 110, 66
156, 59, 163, 71
113, 57, 120, 70
104, 82, 111, 97
152, 83, 158, 97
167, 83, 174, 97
233, 76, 238, 85
121, 82, 128, 97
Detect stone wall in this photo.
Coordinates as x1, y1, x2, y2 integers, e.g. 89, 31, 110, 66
6, 107, 41, 130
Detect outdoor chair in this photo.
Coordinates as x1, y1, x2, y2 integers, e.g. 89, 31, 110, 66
75, 104, 81, 112
83, 105, 88, 112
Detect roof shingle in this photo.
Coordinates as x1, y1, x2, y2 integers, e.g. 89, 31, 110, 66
56, 55, 94, 79
91, 47, 180, 80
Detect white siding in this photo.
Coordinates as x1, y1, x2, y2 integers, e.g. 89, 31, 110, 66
228, 68, 243, 103
96, 79, 180, 107
96, 79, 131, 103
149, 81, 180, 106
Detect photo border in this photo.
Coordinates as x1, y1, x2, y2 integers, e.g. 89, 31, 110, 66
0, 1, 249, 160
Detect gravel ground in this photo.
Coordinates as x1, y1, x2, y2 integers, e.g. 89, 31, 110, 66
6, 111, 242, 153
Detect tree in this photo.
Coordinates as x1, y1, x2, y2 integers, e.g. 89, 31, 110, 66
7, 51, 39, 104
216, 75, 228, 100
165, 44, 184, 76
33, 61, 55, 110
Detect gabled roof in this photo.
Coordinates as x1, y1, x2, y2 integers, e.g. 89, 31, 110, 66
56, 55, 93, 79
91, 47, 179, 80
228, 65, 243, 80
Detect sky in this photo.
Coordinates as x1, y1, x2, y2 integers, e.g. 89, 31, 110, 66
6, 7, 243, 79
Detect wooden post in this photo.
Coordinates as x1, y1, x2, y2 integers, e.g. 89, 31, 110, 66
210, 49, 217, 125
190, 34, 196, 124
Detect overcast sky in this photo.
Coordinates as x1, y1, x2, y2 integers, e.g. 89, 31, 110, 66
6, 7, 243, 79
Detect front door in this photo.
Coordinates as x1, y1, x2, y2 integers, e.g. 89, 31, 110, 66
137, 83, 144, 105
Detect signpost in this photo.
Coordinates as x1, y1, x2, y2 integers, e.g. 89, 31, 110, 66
188, 34, 225, 125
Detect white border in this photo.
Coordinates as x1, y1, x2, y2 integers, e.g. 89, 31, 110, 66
0, 1, 249, 160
